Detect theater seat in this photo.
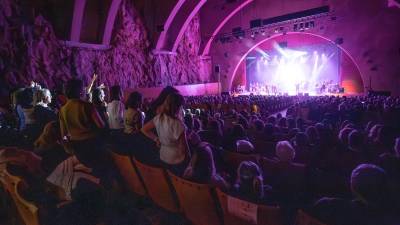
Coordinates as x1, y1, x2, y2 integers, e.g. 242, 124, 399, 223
252, 140, 276, 157
168, 171, 222, 225
294, 210, 327, 225
133, 159, 179, 212
110, 152, 147, 196
221, 149, 259, 170
0, 168, 40, 225
216, 188, 282, 225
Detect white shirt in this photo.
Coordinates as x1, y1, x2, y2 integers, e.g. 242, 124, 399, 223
107, 100, 124, 129
153, 114, 186, 165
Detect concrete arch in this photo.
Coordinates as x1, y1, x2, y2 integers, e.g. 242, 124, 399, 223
155, 0, 207, 52
199, 0, 254, 56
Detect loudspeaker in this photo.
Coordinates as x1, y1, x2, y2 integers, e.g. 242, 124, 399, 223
279, 41, 287, 48
335, 38, 344, 45
214, 65, 220, 73
221, 92, 230, 96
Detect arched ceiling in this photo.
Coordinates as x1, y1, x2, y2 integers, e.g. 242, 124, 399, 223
31, 0, 400, 94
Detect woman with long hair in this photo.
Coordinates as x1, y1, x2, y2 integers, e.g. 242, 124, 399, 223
141, 92, 190, 175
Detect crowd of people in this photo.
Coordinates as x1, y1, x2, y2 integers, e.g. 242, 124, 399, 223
0, 78, 400, 225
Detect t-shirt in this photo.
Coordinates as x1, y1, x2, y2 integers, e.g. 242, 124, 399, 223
124, 108, 144, 134
107, 100, 124, 129
153, 114, 185, 165
59, 99, 99, 141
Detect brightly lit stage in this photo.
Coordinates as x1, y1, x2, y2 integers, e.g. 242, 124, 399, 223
240, 41, 343, 96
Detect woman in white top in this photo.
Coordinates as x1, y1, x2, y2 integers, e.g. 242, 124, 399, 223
141, 92, 190, 175
107, 85, 125, 130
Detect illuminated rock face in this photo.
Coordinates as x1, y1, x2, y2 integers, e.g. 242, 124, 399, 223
0, 0, 211, 91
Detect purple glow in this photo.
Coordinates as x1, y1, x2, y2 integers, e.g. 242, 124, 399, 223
246, 41, 340, 95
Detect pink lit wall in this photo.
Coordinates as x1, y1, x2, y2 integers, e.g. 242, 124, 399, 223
209, 0, 400, 95
124, 82, 220, 99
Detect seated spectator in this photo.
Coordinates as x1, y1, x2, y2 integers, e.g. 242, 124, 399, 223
33, 88, 57, 133
293, 132, 311, 164
223, 124, 248, 150
350, 164, 391, 225
198, 119, 223, 147
232, 161, 274, 204
311, 197, 355, 225
275, 141, 296, 163
183, 142, 229, 190
236, 139, 255, 154
305, 126, 319, 146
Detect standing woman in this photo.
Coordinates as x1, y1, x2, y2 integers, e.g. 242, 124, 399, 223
141, 92, 190, 175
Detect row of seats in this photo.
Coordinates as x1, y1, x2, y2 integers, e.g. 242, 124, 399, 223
110, 151, 325, 225
0, 147, 325, 225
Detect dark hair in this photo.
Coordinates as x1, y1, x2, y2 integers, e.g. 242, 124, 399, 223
109, 85, 122, 101
65, 79, 83, 99
187, 144, 215, 183
253, 119, 264, 131
16, 88, 34, 108
161, 92, 184, 119
91, 88, 104, 105
348, 130, 363, 150
126, 91, 142, 109
151, 86, 179, 111
236, 161, 264, 199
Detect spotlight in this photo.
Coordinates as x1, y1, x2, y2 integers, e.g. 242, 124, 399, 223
250, 32, 255, 38
261, 30, 266, 36
274, 28, 279, 33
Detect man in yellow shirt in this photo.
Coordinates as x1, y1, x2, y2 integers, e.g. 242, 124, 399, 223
59, 79, 106, 170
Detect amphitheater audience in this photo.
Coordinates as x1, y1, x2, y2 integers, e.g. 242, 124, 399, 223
3, 81, 400, 225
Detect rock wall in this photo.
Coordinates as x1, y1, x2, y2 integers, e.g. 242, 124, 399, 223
0, 0, 211, 91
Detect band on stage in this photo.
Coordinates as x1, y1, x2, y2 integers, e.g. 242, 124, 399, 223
234, 80, 343, 96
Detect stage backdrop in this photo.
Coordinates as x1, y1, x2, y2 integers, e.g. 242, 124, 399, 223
246, 42, 340, 95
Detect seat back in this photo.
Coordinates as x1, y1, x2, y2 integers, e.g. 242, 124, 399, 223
216, 188, 282, 225
294, 210, 327, 225
0, 169, 40, 225
133, 159, 179, 212
252, 140, 276, 157
110, 152, 147, 196
221, 150, 259, 170
168, 171, 222, 225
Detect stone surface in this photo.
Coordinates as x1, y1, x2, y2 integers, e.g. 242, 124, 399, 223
0, 0, 211, 91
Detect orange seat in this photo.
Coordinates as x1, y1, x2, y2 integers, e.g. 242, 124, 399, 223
294, 210, 327, 225
0, 169, 40, 225
133, 158, 179, 212
168, 171, 222, 225
110, 152, 147, 196
216, 188, 282, 225
221, 149, 259, 170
